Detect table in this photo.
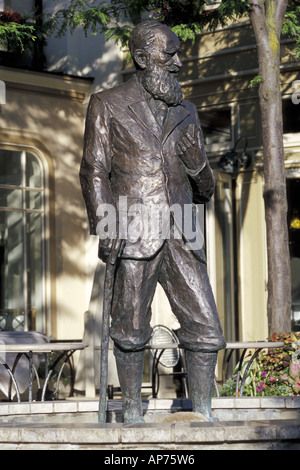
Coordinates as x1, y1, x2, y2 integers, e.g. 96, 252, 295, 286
147, 340, 285, 398
0, 341, 86, 402
96, 339, 286, 400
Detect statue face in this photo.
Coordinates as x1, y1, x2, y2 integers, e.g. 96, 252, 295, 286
140, 27, 183, 106
147, 27, 182, 74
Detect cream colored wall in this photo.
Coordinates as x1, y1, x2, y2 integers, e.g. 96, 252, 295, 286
151, 284, 180, 331
0, 67, 94, 340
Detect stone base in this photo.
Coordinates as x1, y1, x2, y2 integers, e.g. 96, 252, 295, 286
0, 397, 299, 450
146, 411, 210, 423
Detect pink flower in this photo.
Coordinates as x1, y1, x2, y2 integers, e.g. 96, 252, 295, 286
257, 382, 264, 392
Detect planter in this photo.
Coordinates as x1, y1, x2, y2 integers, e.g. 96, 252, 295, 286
0, 50, 34, 69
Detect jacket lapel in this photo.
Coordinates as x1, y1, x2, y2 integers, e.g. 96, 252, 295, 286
129, 99, 190, 142
128, 100, 162, 139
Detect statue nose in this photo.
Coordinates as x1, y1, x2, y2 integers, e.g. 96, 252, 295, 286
174, 54, 183, 68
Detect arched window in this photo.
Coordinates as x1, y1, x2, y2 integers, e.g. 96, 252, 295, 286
0, 148, 47, 332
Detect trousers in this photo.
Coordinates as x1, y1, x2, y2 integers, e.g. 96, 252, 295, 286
110, 238, 226, 352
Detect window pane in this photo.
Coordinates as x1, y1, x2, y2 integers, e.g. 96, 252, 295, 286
26, 212, 44, 332
26, 152, 43, 188
0, 211, 25, 330
287, 178, 300, 331
0, 208, 25, 328
198, 109, 232, 144
0, 150, 23, 186
283, 100, 300, 134
0, 188, 22, 209
26, 191, 42, 210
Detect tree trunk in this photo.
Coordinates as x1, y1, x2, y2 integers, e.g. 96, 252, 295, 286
249, 0, 291, 335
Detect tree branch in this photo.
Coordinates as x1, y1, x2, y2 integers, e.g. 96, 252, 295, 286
248, 0, 269, 52
274, 0, 289, 32
248, 0, 266, 32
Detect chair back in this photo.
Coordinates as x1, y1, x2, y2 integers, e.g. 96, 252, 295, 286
150, 325, 180, 368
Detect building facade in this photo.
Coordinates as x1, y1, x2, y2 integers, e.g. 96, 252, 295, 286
0, 2, 299, 392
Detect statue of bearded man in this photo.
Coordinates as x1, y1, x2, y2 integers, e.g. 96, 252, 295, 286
80, 19, 226, 423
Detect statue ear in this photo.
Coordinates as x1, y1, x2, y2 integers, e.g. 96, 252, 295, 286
133, 49, 148, 70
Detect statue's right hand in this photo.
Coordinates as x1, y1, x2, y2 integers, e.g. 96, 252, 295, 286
97, 207, 122, 262
98, 237, 126, 263
98, 238, 114, 262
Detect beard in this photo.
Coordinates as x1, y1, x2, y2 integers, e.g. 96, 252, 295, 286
141, 64, 182, 106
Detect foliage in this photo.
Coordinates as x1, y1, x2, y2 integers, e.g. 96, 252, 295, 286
220, 332, 300, 397
44, 0, 248, 47
2, 2, 298, 63
46, 0, 300, 54
44, 0, 153, 49
282, 3, 300, 58
0, 10, 36, 52
0, 2, 299, 65
151, 0, 250, 42
248, 74, 262, 89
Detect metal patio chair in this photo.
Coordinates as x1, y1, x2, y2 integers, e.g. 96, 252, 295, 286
150, 325, 188, 398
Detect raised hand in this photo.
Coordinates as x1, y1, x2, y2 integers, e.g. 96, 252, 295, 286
177, 124, 203, 171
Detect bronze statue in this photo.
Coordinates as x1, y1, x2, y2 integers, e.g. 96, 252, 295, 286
80, 19, 226, 423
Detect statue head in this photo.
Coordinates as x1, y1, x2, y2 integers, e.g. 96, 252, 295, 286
129, 20, 183, 106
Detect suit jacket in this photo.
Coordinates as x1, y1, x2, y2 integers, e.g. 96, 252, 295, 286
80, 74, 215, 261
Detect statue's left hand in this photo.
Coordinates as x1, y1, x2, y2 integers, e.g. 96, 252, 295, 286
177, 124, 203, 172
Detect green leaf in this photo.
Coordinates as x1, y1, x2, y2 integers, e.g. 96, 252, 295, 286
248, 75, 262, 88
0, 23, 36, 51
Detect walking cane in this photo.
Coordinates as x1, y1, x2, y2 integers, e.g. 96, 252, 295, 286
98, 237, 125, 423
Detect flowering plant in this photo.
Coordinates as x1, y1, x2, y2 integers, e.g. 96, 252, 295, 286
0, 11, 22, 24
0, 10, 36, 53
220, 332, 300, 397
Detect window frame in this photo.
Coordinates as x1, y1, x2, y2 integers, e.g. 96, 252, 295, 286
0, 143, 50, 332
